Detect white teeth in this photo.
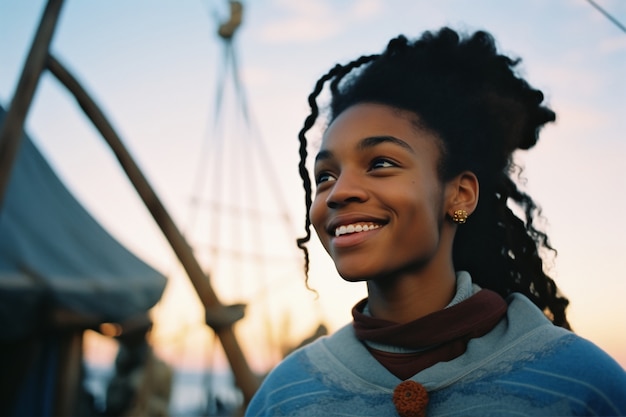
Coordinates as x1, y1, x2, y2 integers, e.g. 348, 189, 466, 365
335, 223, 380, 237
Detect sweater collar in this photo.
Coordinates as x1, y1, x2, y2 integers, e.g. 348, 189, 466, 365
361, 271, 478, 316
352, 271, 507, 352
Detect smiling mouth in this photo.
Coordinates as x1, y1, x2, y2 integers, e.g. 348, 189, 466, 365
334, 223, 382, 237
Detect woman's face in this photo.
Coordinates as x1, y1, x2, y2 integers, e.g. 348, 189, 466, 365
310, 103, 453, 282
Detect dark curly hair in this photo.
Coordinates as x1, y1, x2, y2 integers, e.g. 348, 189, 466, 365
296, 27, 570, 328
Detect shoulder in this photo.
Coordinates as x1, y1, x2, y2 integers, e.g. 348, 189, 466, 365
245, 324, 397, 416
245, 324, 359, 417
543, 332, 626, 393
423, 293, 626, 415
505, 293, 625, 380
497, 294, 626, 414
245, 345, 317, 416
491, 332, 626, 416
254, 323, 359, 384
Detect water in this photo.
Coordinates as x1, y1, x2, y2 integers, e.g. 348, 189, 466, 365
84, 363, 243, 416
169, 370, 243, 416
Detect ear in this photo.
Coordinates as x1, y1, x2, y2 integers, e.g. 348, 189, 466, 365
444, 171, 479, 221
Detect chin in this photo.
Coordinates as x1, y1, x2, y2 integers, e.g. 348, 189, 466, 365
338, 274, 368, 283
335, 266, 377, 283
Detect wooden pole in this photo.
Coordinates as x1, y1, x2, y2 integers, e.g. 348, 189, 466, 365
54, 331, 83, 416
0, 0, 65, 209
45, 54, 260, 403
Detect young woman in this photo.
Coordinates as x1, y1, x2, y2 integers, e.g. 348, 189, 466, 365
246, 27, 626, 417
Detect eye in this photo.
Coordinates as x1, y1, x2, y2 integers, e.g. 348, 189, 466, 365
370, 158, 397, 170
315, 171, 336, 185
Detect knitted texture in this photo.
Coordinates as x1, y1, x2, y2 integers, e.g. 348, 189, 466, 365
246, 293, 626, 417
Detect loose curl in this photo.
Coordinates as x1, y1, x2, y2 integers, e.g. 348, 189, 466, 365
296, 27, 570, 328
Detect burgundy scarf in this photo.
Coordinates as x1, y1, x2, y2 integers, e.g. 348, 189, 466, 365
352, 289, 507, 379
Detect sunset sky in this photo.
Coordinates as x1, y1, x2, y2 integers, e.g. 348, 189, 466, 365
1, 0, 625, 373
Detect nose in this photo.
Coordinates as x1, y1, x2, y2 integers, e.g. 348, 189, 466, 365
325, 171, 368, 209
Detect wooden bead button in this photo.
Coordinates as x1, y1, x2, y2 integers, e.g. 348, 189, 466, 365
392, 380, 429, 417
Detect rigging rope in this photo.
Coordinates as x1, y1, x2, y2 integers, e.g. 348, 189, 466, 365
186, 0, 325, 373
586, 0, 626, 34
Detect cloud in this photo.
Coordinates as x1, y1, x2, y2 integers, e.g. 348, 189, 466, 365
261, 17, 342, 43
351, 0, 384, 20
557, 102, 611, 130
599, 34, 626, 54
260, 0, 384, 43
240, 66, 273, 87
259, 0, 340, 42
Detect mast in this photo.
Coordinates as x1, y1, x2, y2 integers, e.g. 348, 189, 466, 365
0, 0, 65, 208
1, 0, 260, 405
46, 55, 260, 403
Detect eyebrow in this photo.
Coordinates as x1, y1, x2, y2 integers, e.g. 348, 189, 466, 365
314, 135, 414, 162
358, 135, 414, 153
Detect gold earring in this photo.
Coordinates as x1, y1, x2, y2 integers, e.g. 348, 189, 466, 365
452, 209, 468, 224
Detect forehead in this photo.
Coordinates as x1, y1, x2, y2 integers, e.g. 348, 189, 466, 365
320, 103, 441, 155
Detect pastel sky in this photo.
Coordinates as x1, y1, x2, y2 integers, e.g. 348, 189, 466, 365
1, 0, 625, 373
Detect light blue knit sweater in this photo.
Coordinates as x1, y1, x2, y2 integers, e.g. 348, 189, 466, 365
246, 289, 626, 416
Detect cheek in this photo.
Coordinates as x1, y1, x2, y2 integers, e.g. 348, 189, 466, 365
399, 191, 443, 237
309, 195, 326, 235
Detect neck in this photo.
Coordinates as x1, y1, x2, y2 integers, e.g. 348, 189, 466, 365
366, 260, 457, 324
